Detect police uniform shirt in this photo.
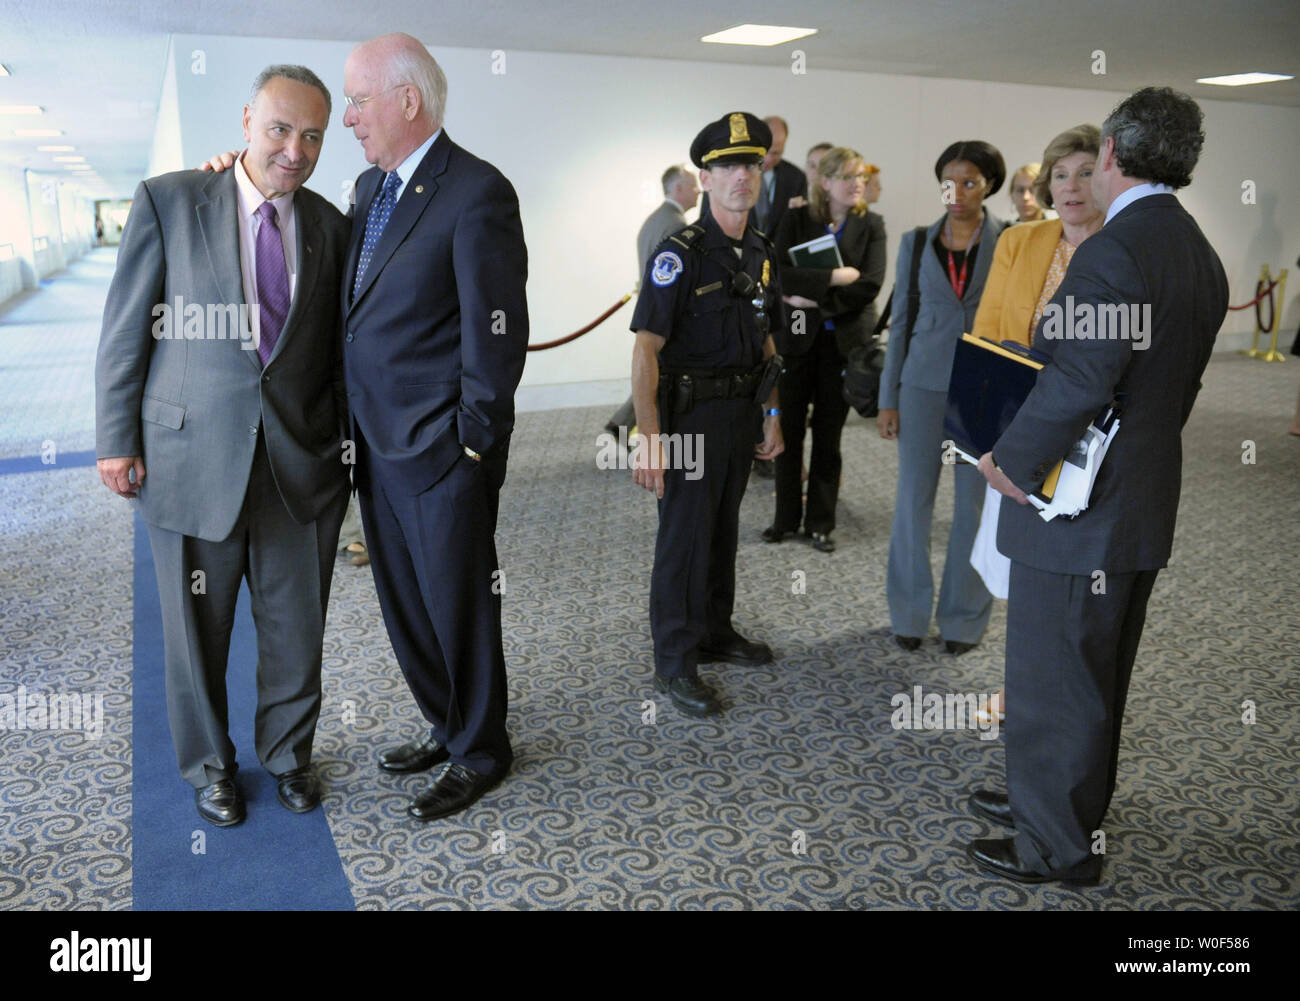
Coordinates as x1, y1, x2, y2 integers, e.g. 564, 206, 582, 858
630, 212, 781, 372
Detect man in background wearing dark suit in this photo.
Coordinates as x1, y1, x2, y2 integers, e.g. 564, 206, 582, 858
968, 87, 1228, 883
700, 115, 806, 238
340, 33, 529, 822
97, 66, 351, 826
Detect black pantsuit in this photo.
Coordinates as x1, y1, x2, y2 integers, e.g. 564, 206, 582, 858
772, 332, 849, 535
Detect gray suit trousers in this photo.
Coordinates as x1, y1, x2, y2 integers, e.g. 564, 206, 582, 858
1006, 561, 1159, 873
886, 384, 991, 641
146, 436, 347, 787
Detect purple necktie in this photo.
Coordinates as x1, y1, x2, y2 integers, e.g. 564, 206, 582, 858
255, 201, 290, 366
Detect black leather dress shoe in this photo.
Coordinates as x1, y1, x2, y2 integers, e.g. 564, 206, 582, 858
195, 779, 245, 827
408, 761, 507, 821
809, 532, 835, 553
969, 790, 1015, 828
698, 632, 773, 666
654, 673, 722, 717
965, 838, 1101, 886
893, 634, 922, 651
945, 639, 977, 655
274, 766, 320, 813
761, 526, 792, 543
378, 732, 451, 773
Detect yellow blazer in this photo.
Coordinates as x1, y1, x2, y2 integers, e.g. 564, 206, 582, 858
970, 218, 1063, 347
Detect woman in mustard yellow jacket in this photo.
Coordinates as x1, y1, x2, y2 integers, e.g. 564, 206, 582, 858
969, 124, 1105, 723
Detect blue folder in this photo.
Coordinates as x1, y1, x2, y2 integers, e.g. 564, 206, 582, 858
943, 334, 1044, 464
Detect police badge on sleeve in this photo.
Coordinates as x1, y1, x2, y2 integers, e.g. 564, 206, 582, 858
651, 251, 684, 288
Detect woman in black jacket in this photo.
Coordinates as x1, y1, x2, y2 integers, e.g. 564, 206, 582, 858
765, 148, 887, 553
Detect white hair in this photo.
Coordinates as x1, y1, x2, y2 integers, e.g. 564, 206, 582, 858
385, 46, 447, 128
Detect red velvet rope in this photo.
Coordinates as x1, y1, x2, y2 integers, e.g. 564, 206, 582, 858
526, 293, 634, 351
1226, 278, 1278, 311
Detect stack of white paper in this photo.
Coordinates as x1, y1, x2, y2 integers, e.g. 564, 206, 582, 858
1028, 412, 1121, 522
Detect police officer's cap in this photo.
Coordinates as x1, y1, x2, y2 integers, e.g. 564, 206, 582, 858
690, 112, 771, 169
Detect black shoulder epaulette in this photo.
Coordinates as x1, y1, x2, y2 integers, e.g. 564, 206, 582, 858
668, 225, 705, 249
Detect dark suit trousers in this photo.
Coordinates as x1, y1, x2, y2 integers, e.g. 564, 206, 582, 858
651, 398, 758, 679
146, 435, 347, 788
773, 332, 850, 535
355, 430, 512, 776
1005, 560, 1159, 873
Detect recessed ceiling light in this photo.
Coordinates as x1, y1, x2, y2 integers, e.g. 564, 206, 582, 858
0, 105, 44, 115
701, 24, 817, 46
13, 129, 62, 136
53, 155, 85, 162
1196, 72, 1293, 87
37, 145, 74, 152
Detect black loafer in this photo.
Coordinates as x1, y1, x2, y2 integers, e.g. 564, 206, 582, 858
378, 732, 451, 773
968, 790, 1014, 828
654, 673, 722, 717
761, 526, 792, 543
965, 838, 1101, 886
274, 766, 320, 813
945, 639, 977, 655
893, 634, 922, 651
698, 632, 773, 666
408, 761, 507, 821
809, 532, 835, 553
195, 779, 245, 827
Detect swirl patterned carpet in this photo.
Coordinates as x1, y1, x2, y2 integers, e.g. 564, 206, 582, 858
1, 249, 1297, 910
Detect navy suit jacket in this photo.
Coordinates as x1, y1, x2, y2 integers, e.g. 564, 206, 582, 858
343, 131, 529, 495
993, 193, 1227, 575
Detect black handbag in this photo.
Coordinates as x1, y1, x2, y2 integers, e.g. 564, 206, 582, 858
842, 226, 926, 418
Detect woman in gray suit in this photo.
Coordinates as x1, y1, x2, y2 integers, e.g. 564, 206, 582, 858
877, 141, 1008, 653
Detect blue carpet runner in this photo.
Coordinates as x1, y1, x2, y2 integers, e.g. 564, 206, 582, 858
131, 511, 354, 909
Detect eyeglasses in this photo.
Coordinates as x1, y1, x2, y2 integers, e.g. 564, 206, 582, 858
344, 84, 407, 111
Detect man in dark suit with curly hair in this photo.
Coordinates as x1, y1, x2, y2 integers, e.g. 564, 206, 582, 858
968, 87, 1228, 884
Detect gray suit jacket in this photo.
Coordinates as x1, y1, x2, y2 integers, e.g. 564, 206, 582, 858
636, 200, 687, 276
994, 193, 1227, 575
95, 169, 351, 542
879, 212, 1008, 409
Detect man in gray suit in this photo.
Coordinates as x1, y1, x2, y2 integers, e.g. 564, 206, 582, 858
95, 66, 351, 827
606, 165, 700, 435
968, 88, 1228, 883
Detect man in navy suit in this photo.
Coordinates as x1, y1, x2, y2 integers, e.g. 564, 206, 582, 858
969, 88, 1228, 883
341, 33, 529, 821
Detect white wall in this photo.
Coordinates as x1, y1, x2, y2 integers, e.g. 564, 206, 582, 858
0, 165, 36, 300
147, 35, 184, 179
163, 34, 1300, 385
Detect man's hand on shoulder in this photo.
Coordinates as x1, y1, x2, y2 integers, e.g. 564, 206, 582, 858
98, 456, 146, 499
197, 151, 240, 173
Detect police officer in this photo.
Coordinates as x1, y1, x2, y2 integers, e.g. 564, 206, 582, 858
629, 112, 785, 718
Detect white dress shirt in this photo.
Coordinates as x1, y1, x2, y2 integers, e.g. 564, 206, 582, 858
1104, 181, 1175, 225
390, 128, 442, 203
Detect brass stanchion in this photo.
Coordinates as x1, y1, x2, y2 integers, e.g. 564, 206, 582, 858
1240, 264, 1288, 362
1258, 267, 1287, 362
